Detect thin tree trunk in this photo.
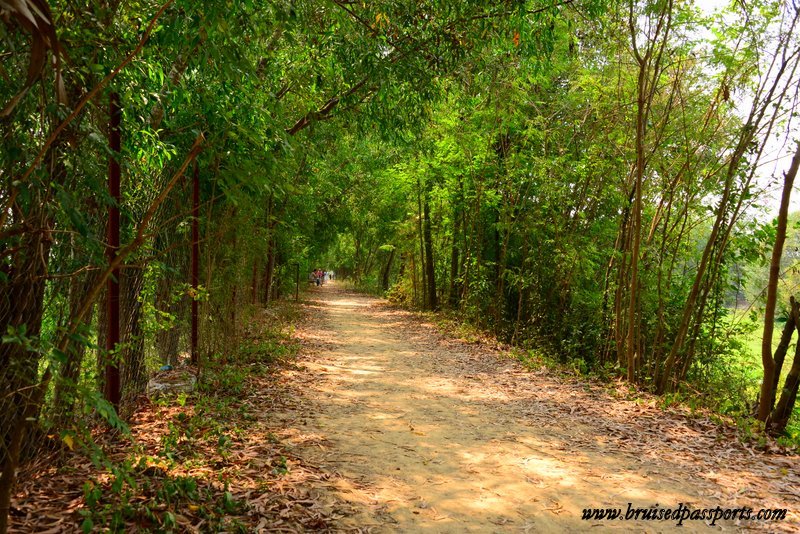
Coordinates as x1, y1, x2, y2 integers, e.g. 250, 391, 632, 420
262, 195, 275, 304
381, 247, 396, 292
493, 209, 505, 329
758, 143, 800, 420
512, 234, 529, 345
423, 196, 437, 310
449, 215, 461, 308
105, 92, 122, 407
190, 160, 200, 364
53, 269, 98, 425
120, 266, 147, 412
770, 296, 799, 404
410, 252, 418, 304
625, 0, 674, 382
626, 70, 644, 382
155, 246, 183, 366
264, 233, 276, 304
769, 319, 800, 433
659, 21, 800, 393
251, 261, 259, 305
230, 219, 238, 348
416, 176, 427, 308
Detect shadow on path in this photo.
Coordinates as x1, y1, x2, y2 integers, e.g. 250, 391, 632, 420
279, 282, 799, 533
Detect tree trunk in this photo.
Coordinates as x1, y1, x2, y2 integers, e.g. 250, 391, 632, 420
770, 296, 799, 403
0, 125, 60, 532
623, 0, 674, 385
769, 326, 800, 433
120, 266, 147, 412
448, 214, 461, 308
105, 92, 122, 407
262, 196, 274, 304
397, 252, 406, 279
626, 54, 646, 382
251, 261, 259, 305
53, 269, 99, 425
758, 142, 800, 421
493, 210, 504, 328
423, 196, 437, 310
512, 234, 529, 345
263, 233, 276, 304
381, 247, 396, 292
449, 178, 463, 308
409, 252, 418, 304
658, 25, 800, 393
155, 251, 183, 366
230, 220, 238, 348
416, 176, 427, 308
0, 205, 52, 534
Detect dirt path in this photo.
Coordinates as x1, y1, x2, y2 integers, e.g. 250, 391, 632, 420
276, 284, 799, 532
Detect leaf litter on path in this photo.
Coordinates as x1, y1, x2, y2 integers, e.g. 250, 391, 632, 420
282, 284, 799, 532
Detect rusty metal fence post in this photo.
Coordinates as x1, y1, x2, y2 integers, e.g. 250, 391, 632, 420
104, 92, 121, 408
191, 160, 199, 365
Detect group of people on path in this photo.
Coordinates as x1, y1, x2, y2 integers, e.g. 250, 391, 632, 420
309, 268, 334, 286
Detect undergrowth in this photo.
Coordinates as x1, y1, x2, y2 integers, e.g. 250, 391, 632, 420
424, 307, 800, 450
70, 304, 301, 532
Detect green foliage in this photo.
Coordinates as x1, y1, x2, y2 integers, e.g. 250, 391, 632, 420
68, 314, 296, 530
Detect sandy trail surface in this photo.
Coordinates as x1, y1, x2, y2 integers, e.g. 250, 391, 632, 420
274, 284, 799, 532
